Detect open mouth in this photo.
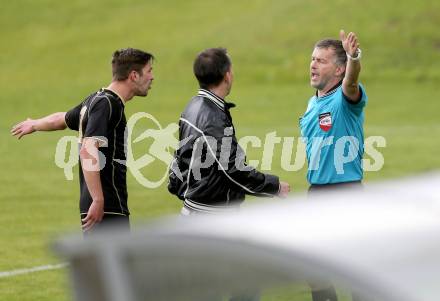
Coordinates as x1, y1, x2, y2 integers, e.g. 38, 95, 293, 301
311, 73, 319, 80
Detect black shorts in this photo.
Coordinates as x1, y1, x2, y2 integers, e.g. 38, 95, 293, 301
308, 181, 363, 195
80, 213, 130, 236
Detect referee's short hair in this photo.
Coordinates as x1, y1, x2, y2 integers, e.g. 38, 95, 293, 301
112, 48, 154, 81
193, 48, 231, 89
314, 39, 347, 66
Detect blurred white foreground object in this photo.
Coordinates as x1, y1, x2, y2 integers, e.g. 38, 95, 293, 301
55, 172, 440, 301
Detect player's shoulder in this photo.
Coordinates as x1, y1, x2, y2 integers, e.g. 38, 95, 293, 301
98, 89, 124, 106
90, 90, 124, 111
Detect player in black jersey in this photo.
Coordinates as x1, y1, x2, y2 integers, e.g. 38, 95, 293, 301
11, 48, 154, 234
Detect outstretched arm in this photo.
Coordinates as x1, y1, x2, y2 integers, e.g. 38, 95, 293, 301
11, 112, 67, 139
340, 30, 362, 102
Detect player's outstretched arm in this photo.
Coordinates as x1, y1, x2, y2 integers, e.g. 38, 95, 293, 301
11, 112, 67, 139
340, 29, 362, 102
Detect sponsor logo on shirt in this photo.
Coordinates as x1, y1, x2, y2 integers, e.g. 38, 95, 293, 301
319, 112, 332, 132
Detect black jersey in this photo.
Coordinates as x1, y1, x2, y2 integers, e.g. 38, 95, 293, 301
65, 88, 129, 216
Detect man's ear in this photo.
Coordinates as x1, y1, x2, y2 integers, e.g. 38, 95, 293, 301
129, 70, 139, 82
225, 70, 232, 84
335, 65, 346, 77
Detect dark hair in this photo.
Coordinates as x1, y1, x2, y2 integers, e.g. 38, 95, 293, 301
314, 39, 347, 66
193, 48, 231, 89
111, 48, 154, 81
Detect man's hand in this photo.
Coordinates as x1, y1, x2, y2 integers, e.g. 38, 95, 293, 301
278, 181, 291, 198
340, 29, 362, 101
11, 112, 67, 139
81, 199, 104, 232
11, 118, 36, 139
340, 30, 360, 57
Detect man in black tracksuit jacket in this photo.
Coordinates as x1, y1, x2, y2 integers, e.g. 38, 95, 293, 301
169, 48, 290, 215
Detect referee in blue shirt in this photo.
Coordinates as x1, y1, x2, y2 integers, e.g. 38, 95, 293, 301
300, 30, 367, 301
300, 30, 366, 190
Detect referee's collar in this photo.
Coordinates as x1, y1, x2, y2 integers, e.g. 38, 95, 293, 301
316, 80, 342, 99
102, 88, 126, 106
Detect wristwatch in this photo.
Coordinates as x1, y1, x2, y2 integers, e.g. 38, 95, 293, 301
347, 48, 362, 61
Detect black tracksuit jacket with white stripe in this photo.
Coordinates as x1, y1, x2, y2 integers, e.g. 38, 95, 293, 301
168, 89, 280, 210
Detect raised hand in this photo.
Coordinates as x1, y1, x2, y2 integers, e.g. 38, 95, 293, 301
340, 29, 360, 57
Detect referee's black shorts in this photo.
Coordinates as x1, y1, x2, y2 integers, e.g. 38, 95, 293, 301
308, 181, 363, 196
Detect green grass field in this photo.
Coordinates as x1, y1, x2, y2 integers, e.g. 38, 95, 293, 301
1, 0, 439, 300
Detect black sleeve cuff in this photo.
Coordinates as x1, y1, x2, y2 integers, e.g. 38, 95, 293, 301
264, 174, 280, 195
343, 87, 363, 104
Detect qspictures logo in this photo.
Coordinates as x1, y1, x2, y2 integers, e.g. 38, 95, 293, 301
54, 112, 386, 188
